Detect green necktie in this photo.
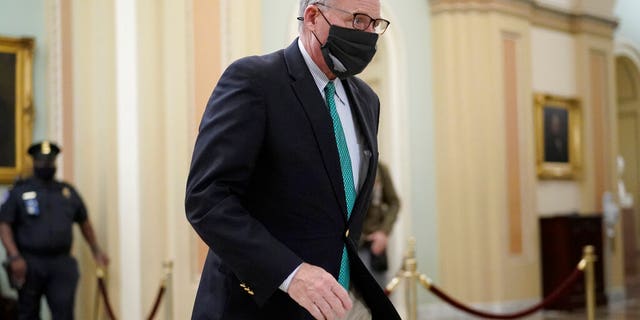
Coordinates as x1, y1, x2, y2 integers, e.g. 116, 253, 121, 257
324, 81, 356, 290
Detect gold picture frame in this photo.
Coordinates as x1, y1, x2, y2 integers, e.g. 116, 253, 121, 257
534, 94, 582, 179
0, 36, 34, 184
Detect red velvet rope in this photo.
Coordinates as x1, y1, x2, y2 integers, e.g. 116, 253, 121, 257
427, 267, 584, 319
97, 274, 167, 320
146, 284, 166, 320
97, 277, 118, 320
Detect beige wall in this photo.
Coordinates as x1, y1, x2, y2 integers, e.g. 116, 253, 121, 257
69, 0, 118, 318
67, 0, 200, 318
432, 6, 539, 303
531, 27, 583, 215
431, 0, 621, 308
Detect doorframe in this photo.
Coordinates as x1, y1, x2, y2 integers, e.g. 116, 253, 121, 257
615, 38, 640, 296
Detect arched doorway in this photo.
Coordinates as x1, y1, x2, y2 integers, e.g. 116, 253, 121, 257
616, 53, 640, 296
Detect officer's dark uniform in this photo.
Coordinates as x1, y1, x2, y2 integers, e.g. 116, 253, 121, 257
0, 142, 87, 319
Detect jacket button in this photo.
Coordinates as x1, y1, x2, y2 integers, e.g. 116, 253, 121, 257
345, 229, 350, 238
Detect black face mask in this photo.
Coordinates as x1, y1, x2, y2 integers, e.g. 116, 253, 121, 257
34, 167, 56, 181
313, 13, 378, 79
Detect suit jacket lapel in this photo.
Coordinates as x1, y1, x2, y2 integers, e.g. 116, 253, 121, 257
285, 40, 348, 223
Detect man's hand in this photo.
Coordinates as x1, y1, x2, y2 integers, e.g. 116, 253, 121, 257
288, 263, 353, 320
10, 257, 27, 287
366, 231, 388, 255
93, 249, 110, 267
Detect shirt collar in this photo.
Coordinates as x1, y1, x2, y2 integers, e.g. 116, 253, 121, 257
297, 39, 347, 105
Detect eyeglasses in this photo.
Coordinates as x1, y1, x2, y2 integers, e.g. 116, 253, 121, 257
314, 2, 390, 35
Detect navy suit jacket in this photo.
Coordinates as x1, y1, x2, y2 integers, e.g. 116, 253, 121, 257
185, 39, 400, 320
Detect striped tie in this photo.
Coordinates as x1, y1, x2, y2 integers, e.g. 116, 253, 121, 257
324, 81, 356, 290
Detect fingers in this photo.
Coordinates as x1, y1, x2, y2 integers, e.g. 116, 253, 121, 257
368, 231, 388, 255
299, 284, 350, 320
308, 290, 350, 320
294, 294, 328, 320
288, 263, 353, 319
330, 284, 352, 311
315, 284, 352, 319
306, 299, 325, 320
14, 267, 26, 286
94, 253, 110, 267
314, 296, 335, 319
12, 260, 27, 277
371, 242, 385, 255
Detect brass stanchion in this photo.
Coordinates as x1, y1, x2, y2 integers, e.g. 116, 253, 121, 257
163, 260, 174, 320
583, 245, 596, 320
403, 238, 418, 320
94, 268, 105, 320
146, 260, 174, 320
384, 237, 420, 320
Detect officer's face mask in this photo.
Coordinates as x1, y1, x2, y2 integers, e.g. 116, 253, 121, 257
33, 159, 57, 181
312, 9, 378, 79
34, 167, 56, 181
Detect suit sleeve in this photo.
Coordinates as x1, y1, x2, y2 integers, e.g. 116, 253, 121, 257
185, 58, 302, 305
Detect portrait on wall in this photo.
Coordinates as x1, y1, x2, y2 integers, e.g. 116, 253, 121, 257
534, 94, 582, 179
543, 106, 569, 163
0, 36, 34, 184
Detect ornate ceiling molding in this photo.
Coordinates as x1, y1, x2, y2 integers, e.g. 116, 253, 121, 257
429, 0, 618, 38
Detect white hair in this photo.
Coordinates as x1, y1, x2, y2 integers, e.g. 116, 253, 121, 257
298, 0, 332, 31
298, 0, 326, 18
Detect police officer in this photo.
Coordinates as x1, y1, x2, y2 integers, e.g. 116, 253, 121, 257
0, 141, 109, 320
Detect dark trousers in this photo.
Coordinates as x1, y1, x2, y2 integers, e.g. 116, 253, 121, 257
18, 254, 79, 320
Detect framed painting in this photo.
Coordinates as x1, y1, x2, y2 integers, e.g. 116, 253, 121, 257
0, 36, 34, 184
534, 93, 582, 179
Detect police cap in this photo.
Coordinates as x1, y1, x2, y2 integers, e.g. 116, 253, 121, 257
27, 141, 61, 161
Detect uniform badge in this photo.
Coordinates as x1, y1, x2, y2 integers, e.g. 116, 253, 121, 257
21, 191, 36, 200
22, 191, 40, 216
62, 187, 71, 199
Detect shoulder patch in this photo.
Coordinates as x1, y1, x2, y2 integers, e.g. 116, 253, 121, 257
62, 187, 71, 199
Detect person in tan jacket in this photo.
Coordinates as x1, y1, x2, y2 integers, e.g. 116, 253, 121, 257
358, 162, 400, 286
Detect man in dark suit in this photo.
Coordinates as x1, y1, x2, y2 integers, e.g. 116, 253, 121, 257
185, 0, 399, 319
